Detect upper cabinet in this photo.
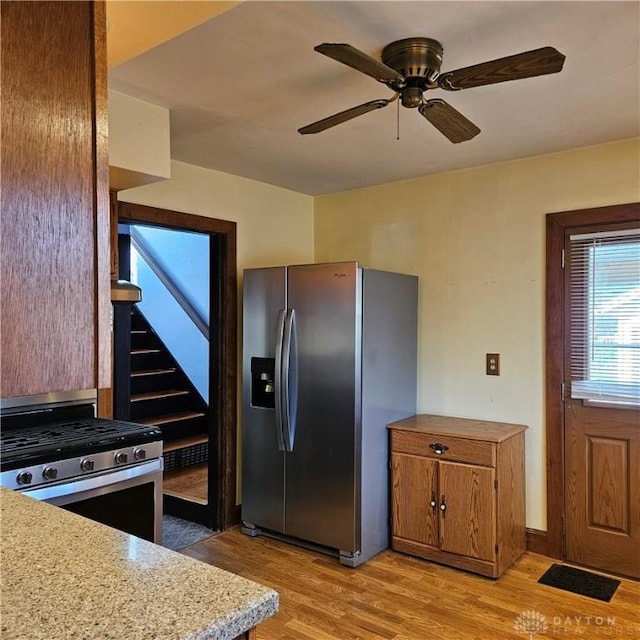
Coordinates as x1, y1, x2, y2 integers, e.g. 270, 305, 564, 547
0, 1, 110, 398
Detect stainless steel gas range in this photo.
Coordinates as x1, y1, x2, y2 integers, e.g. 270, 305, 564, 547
0, 390, 163, 543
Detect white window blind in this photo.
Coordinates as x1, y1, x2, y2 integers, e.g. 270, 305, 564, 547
569, 229, 640, 405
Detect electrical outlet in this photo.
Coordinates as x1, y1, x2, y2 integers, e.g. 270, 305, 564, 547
486, 353, 500, 376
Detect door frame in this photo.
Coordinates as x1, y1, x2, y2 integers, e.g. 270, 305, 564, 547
545, 201, 640, 559
117, 200, 238, 531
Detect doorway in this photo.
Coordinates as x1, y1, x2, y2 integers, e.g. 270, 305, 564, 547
545, 202, 639, 578
115, 200, 238, 531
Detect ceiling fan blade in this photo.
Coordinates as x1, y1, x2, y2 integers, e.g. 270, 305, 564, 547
315, 43, 405, 86
418, 99, 480, 143
437, 46, 565, 91
298, 99, 392, 135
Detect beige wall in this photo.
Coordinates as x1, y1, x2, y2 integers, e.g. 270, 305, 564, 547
119, 159, 314, 270
314, 138, 640, 531
108, 90, 171, 190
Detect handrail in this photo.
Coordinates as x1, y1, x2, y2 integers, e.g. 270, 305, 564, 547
130, 228, 210, 341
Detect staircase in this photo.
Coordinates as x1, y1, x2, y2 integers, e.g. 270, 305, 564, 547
127, 307, 209, 494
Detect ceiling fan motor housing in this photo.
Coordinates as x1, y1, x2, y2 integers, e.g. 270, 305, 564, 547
382, 37, 443, 82
382, 37, 444, 107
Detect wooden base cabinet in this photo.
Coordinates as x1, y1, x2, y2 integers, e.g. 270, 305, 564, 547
388, 415, 527, 578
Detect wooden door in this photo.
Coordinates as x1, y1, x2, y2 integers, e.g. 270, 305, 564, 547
391, 453, 438, 546
565, 403, 639, 577
564, 223, 640, 578
438, 461, 496, 562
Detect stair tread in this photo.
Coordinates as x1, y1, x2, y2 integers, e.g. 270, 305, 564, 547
131, 368, 177, 378
131, 389, 190, 402
163, 434, 208, 453
137, 411, 206, 426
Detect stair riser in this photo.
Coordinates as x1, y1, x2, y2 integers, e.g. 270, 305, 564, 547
130, 372, 180, 395
131, 332, 154, 351
130, 394, 195, 422
160, 416, 208, 442
131, 351, 173, 371
164, 441, 209, 473
130, 311, 147, 332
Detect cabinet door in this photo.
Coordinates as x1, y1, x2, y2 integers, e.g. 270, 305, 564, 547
439, 461, 496, 562
391, 452, 438, 546
1, 1, 108, 397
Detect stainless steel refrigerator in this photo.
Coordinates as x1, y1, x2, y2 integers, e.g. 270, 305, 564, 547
241, 262, 417, 566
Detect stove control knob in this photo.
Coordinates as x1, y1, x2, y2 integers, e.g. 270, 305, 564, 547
80, 458, 95, 472
42, 466, 58, 481
133, 448, 146, 461
114, 452, 128, 465
16, 471, 33, 485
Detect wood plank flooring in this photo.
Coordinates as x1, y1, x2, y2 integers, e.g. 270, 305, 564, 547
183, 528, 640, 640
163, 464, 207, 504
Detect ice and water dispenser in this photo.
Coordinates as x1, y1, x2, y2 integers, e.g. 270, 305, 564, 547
250, 357, 275, 408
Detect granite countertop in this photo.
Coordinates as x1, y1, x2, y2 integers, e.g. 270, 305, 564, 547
0, 488, 278, 640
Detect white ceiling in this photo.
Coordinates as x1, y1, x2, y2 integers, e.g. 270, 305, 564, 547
109, 1, 640, 196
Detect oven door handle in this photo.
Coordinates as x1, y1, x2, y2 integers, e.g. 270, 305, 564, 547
19, 459, 163, 504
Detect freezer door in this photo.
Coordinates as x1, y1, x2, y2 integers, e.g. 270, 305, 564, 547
241, 267, 286, 532
285, 262, 361, 552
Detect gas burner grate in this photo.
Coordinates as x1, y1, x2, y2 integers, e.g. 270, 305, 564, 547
0, 418, 162, 464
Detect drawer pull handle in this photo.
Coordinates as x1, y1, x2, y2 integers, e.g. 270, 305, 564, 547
430, 492, 437, 514
429, 443, 449, 455
440, 495, 447, 518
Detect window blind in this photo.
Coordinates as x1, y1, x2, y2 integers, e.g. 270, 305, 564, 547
568, 229, 640, 405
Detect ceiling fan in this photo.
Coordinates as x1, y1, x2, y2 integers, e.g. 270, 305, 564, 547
298, 38, 565, 142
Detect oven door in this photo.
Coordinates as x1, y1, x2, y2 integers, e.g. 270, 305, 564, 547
19, 459, 163, 544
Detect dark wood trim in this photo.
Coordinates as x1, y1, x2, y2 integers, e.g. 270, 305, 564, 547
545, 213, 565, 559
230, 503, 242, 527
117, 201, 237, 531
545, 202, 640, 561
525, 528, 548, 556
92, 0, 111, 391
97, 189, 120, 419
118, 202, 237, 236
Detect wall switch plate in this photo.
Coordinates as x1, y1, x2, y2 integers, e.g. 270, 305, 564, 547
486, 353, 500, 376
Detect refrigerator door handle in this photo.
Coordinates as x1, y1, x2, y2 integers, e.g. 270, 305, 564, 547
274, 309, 287, 451
281, 309, 298, 452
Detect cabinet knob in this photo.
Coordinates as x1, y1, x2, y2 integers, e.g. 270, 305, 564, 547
440, 496, 447, 518
430, 492, 437, 513
429, 443, 449, 455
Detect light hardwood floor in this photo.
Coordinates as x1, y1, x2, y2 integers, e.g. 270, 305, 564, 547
163, 464, 208, 504
183, 528, 640, 639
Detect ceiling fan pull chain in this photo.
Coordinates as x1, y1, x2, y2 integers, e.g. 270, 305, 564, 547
396, 97, 400, 140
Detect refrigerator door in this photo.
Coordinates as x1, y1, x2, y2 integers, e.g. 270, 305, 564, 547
284, 262, 361, 552
241, 267, 287, 532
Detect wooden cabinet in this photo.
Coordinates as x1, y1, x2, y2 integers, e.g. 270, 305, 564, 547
388, 414, 527, 578
0, 1, 110, 398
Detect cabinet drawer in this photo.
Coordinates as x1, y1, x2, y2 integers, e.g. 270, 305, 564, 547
391, 430, 495, 467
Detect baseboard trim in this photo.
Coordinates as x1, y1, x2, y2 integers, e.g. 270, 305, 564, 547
526, 528, 549, 556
